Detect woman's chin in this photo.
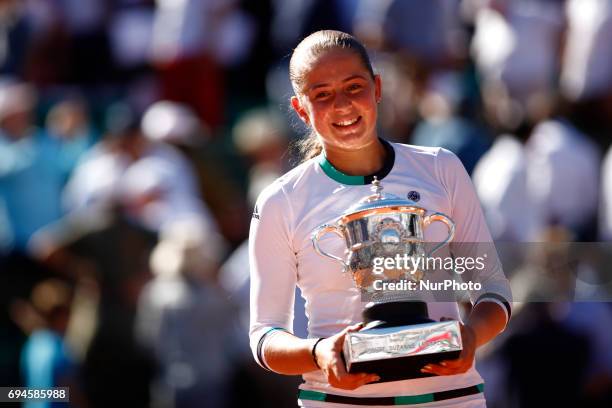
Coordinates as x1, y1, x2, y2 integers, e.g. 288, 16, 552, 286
335, 131, 377, 149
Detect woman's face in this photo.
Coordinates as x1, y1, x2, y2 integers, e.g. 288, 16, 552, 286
291, 49, 381, 151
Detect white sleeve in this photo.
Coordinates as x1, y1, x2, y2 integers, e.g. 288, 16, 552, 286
248, 184, 298, 370
436, 148, 513, 325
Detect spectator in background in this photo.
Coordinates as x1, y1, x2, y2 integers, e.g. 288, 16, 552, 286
270, 0, 345, 58
41, 103, 226, 405
46, 98, 99, 184
480, 226, 612, 407
473, 76, 600, 243
232, 107, 292, 205
64, 102, 216, 236
140, 100, 247, 245
469, 0, 565, 105
136, 221, 231, 408
53, 0, 113, 86
150, 0, 256, 129
12, 278, 83, 408
0, 81, 67, 392
560, 0, 612, 108
526, 115, 600, 240
141, 101, 207, 148
519, 0, 605, 242
472, 80, 543, 243
117, 151, 216, 234
369, 54, 422, 143
355, 0, 463, 70
0, 81, 65, 252
28, 193, 159, 408
560, 0, 612, 241
411, 71, 491, 174
0, 0, 33, 76
469, 0, 601, 242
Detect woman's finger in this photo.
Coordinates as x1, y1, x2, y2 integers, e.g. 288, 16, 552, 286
333, 323, 364, 348
330, 355, 379, 389
421, 362, 469, 376
344, 322, 364, 333
437, 358, 463, 368
334, 323, 362, 340
335, 372, 380, 390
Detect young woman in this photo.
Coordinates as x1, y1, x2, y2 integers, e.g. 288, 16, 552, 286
249, 30, 512, 407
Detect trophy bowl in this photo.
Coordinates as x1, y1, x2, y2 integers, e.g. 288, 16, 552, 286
311, 178, 462, 382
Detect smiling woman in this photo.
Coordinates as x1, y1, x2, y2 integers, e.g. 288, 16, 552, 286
289, 31, 381, 167
249, 30, 512, 408
290, 47, 383, 174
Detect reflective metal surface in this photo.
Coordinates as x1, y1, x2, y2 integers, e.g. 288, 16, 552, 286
312, 178, 455, 289
344, 321, 462, 365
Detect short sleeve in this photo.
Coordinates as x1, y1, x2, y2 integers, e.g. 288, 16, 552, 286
436, 148, 513, 324
248, 184, 298, 369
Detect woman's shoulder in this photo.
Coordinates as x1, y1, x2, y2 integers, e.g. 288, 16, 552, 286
391, 142, 442, 155
391, 142, 460, 167
254, 158, 320, 207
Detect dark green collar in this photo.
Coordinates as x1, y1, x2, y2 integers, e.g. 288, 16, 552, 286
318, 139, 395, 185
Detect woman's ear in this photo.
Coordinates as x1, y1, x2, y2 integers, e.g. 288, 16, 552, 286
374, 75, 382, 103
291, 96, 310, 125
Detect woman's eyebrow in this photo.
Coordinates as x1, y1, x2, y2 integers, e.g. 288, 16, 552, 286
308, 75, 368, 92
342, 74, 368, 83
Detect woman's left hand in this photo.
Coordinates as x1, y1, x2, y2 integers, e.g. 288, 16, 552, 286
420, 319, 477, 376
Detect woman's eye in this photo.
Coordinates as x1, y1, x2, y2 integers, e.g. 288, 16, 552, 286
347, 83, 363, 92
315, 91, 331, 99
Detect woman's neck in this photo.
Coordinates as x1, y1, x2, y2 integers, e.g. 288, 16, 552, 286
323, 138, 386, 176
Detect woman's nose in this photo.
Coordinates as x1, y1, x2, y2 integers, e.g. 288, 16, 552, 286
333, 91, 352, 111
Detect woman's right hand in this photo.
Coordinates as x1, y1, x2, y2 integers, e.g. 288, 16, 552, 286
314, 323, 380, 390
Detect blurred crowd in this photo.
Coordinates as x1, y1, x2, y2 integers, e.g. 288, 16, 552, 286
0, 0, 611, 407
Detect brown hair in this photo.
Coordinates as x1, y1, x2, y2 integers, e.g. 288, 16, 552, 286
289, 30, 375, 161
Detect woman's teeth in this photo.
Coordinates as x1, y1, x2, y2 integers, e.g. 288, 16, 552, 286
335, 117, 360, 127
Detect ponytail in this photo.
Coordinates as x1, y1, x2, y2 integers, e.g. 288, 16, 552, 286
296, 132, 323, 162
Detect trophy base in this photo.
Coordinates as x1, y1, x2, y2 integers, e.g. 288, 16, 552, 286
362, 301, 431, 326
344, 302, 463, 383
345, 347, 461, 383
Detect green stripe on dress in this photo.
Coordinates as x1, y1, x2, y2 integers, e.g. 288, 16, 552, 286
298, 390, 327, 401
393, 394, 435, 405
318, 155, 366, 185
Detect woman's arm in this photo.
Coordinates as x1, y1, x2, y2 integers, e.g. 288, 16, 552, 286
264, 324, 380, 390
249, 184, 300, 370
262, 331, 319, 374
466, 301, 508, 348
421, 302, 507, 376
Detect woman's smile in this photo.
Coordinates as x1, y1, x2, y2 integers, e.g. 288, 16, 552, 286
332, 116, 362, 130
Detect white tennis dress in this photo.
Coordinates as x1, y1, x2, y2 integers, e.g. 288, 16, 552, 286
249, 141, 512, 407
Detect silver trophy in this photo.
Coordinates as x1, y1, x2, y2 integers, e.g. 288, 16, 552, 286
311, 178, 462, 382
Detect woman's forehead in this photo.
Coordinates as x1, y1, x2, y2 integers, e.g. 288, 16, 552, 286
299, 49, 370, 89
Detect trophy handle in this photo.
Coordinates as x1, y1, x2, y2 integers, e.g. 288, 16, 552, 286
423, 212, 455, 257
312, 224, 348, 271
